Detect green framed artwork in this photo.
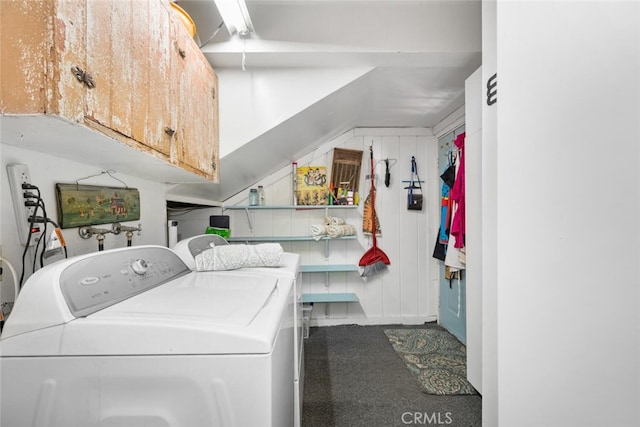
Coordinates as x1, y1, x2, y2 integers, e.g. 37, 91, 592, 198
56, 184, 140, 229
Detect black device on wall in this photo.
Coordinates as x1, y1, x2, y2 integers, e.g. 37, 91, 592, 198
210, 215, 230, 229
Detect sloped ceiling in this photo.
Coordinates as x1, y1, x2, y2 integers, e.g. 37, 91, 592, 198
171, 0, 481, 203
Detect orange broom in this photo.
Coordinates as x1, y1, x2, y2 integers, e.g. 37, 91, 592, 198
359, 146, 390, 277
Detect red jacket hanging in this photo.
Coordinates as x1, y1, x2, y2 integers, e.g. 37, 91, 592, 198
449, 132, 466, 249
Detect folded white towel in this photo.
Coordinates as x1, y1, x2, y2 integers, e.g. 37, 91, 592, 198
195, 243, 284, 271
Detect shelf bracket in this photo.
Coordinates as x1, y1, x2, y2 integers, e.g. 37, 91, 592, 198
243, 208, 253, 231
325, 271, 330, 316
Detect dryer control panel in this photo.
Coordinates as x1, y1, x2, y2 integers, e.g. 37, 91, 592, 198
60, 246, 190, 317
172, 234, 229, 269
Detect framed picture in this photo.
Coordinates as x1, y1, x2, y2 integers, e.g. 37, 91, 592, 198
56, 184, 140, 229
296, 166, 329, 205
330, 148, 363, 196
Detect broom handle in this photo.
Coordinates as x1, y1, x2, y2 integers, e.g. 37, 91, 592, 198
370, 146, 377, 248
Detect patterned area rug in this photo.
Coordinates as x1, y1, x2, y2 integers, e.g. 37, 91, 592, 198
384, 328, 478, 395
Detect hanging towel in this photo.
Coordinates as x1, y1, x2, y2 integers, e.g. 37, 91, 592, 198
195, 243, 284, 271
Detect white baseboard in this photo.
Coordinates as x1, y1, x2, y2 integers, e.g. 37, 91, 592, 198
309, 315, 437, 328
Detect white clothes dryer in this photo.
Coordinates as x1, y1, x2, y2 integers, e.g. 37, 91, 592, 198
0, 245, 294, 427
172, 234, 304, 427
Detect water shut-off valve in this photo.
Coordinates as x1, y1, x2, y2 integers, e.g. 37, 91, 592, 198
78, 223, 142, 250
112, 223, 142, 247
78, 226, 113, 251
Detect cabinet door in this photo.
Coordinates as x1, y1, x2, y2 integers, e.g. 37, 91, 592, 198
0, 0, 85, 117
51, 0, 87, 121
83, 0, 113, 129
144, 0, 174, 157
172, 18, 219, 181
84, 0, 172, 157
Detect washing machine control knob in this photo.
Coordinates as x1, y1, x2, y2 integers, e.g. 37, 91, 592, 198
130, 259, 149, 275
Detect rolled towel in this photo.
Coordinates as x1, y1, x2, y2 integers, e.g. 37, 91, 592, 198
310, 224, 328, 241
330, 216, 345, 225
195, 243, 284, 271
326, 225, 341, 238
326, 223, 357, 238
323, 216, 345, 226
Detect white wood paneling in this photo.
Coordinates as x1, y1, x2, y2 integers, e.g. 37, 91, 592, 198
224, 128, 438, 326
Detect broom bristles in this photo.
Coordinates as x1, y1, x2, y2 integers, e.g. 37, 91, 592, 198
360, 260, 388, 277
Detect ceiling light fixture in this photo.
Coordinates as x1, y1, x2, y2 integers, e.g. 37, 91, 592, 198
213, 0, 254, 37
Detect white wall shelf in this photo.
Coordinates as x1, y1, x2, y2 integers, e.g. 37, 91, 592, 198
223, 204, 357, 231
300, 264, 359, 273
224, 205, 357, 210
225, 204, 361, 306
227, 235, 357, 243
302, 292, 359, 304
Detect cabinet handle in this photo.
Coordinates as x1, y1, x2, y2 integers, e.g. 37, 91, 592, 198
164, 127, 176, 136
71, 65, 95, 89
211, 87, 216, 99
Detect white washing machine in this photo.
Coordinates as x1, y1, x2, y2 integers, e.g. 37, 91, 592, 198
172, 235, 304, 427
0, 245, 295, 427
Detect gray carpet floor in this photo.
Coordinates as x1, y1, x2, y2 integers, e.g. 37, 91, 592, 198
301, 323, 482, 427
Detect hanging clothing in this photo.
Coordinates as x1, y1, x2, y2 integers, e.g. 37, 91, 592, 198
444, 199, 465, 270
449, 132, 466, 249
438, 183, 451, 245
433, 150, 457, 261
433, 182, 450, 262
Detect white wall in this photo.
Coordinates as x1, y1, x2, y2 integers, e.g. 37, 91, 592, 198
481, 1, 498, 425
217, 67, 372, 157
223, 127, 440, 326
1, 145, 169, 306
465, 66, 483, 393
494, 2, 640, 426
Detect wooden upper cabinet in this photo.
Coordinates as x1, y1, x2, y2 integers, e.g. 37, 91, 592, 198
0, 0, 218, 182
